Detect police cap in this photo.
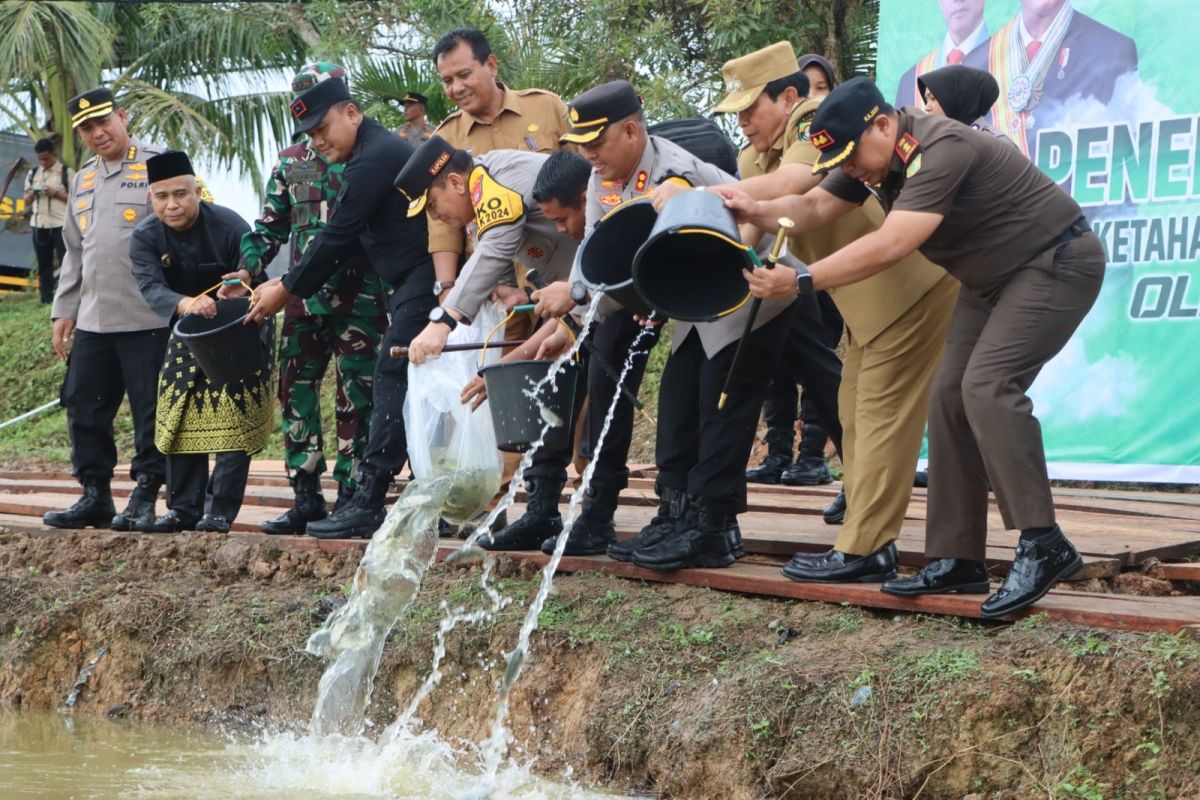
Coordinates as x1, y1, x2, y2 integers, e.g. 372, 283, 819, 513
69, 87, 116, 129
393, 134, 459, 217
561, 81, 642, 145
810, 77, 890, 173
290, 77, 352, 135
401, 91, 429, 106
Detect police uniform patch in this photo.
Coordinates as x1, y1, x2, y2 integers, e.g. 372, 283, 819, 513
468, 165, 525, 236
527, 245, 544, 259
122, 207, 138, 222
634, 170, 649, 193
599, 192, 622, 207
76, 200, 87, 210
905, 153, 922, 178
83, 171, 96, 180
78, 215, 89, 232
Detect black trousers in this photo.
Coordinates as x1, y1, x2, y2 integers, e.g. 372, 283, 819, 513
525, 313, 662, 492
362, 291, 438, 475
32, 227, 64, 305
165, 451, 252, 521
760, 290, 844, 454
62, 328, 168, 483
656, 309, 790, 508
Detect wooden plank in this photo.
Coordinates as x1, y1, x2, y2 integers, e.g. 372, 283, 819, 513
433, 545, 1200, 634
1153, 562, 1200, 581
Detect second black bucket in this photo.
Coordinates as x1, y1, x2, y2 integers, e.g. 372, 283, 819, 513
631, 189, 752, 322
173, 297, 270, 387
577, 196, 656, 316
479, 359, 580, 453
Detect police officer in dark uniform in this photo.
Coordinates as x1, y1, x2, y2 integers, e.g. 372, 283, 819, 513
724, 77, 1105, 616
45, 88, 167, 531
245, 76, 433, 539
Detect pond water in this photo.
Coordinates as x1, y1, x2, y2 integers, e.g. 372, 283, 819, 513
0, 709, 616, 800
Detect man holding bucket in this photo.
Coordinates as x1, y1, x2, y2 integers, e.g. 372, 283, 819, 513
551, 80, 794, 571
244, 75, 435, 540
724, 77, 1103, 616
129, 151, 269, 532
44, 87, 168, 533
656, 42, 959, 585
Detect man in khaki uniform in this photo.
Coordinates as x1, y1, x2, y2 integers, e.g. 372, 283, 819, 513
428, 28, 573, 317
691, 43, 959, 584
45, 87, 168, 532
726, 77, 1104, 617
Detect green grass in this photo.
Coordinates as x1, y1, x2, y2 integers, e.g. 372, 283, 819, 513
0, 290, 338, 468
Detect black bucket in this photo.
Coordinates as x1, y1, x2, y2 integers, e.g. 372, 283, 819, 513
479, 359, 579, 453
632, 189, 752, 322
577, 196, 656, 316
173, 297, 270, 387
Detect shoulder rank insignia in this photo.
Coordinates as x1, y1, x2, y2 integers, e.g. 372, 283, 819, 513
634, 170, 649, 193
468, 165, 525, 237
894, 132, 920, 164
127, 144, 138, 162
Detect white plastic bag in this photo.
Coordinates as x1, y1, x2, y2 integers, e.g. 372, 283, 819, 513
403, 301, 505, 518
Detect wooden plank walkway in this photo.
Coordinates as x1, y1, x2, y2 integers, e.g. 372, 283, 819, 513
3, 464, 1200, 634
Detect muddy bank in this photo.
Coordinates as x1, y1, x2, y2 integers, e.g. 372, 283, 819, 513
1, 530, 1199, 799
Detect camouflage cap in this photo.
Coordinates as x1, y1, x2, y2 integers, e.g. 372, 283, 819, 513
291, 62, 349, 95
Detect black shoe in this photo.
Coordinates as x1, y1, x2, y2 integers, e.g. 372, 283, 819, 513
881, 558, 990, 597
728, 521, 745, 560
632, 498, 735, 572
332, 482, 356, 514
196, 515, 230, 533
913, 469, 928, 488
452, 510, 508, 539
746, 427, 794, 485
781, 542, 898, 583
261, 471, 328, 535
43, 478, 116, 529
608, 486, 689, 562
746, 453, 792, 485
541, 486, 618, 556
481, 477, 564, 551
781, 457, 833, 486
111, 473, 162, 531
980, 527, 1082, 618
822, 488, 846, 525
308, 466, 390, 540
141, 509, 200, 533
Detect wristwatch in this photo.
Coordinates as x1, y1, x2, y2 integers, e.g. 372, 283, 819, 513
569, 281, 590, 306
794, 264, 814, 296
428, 306, 458, 330
432, 280, 455, 295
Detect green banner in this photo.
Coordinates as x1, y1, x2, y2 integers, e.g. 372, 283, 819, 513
879, 0, 1199, 482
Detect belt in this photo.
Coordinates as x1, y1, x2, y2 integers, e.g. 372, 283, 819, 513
1050, 217, 1090, 249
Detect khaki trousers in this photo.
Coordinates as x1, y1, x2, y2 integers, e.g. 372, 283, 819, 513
833, 273, 959, 556
924, 232, 1106, 560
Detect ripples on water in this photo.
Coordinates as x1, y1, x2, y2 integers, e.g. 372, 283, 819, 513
0, 710, 615, 799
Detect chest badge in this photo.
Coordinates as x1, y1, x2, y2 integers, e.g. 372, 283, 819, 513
123, 207, 138, 222
599, 192, 622, 208
905, 154, 922, 179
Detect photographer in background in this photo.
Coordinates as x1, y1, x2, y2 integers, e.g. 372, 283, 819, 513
22, 139, 71, 304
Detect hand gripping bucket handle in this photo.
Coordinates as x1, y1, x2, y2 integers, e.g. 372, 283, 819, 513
173, 281, 269, 388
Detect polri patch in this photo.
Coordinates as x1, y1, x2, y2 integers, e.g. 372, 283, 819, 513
468, 165, 525, 236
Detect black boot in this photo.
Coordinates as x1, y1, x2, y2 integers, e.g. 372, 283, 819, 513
632, 497, 736, 572
541, 485, 619, 556
745, 426, 794, 485
111, 473, 162, 531
608, 486, 689, 562
332, 482, 356, 514
980, 526, 1082, 618
481, 477, 564, 551
307, 466, 391, 540
781, 423, 832, 486
141, 509, 200, 533
261, 471, 328, 535
43, 478, 116, 529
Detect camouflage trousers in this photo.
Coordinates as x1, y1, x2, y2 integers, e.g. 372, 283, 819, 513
278, 309, 387, 490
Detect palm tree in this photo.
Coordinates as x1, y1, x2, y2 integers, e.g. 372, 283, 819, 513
0, 1, 309, 185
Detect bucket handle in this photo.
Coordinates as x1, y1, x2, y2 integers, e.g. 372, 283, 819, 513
181, 280, 256, 317
480, 305, 579, 365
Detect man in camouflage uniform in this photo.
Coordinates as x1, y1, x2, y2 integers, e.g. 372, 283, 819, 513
240, 63, 389, 535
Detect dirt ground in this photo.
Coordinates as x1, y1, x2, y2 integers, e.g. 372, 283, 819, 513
2, 528, 1200, 800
